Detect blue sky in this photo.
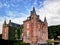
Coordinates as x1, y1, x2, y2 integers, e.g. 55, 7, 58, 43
0, 0, 45, 22
0, 0, 60, 34
0, 0, 45, 34
0, 0, 44, 17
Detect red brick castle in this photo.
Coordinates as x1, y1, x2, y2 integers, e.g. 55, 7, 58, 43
23, 7, 48, 44
2, 7, 48, 44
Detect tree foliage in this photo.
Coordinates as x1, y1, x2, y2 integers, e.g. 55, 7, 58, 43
48, 25, 60, 40
16, 25, 23, 39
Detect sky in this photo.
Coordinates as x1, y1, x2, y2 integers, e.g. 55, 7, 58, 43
0, 0, 60, 34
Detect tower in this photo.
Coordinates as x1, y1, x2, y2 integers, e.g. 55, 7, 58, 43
42, 16, 48, 41
23, 7, 48, 45
2, 20, 9, 40
4, 20, 6, 25
31, 7, 36, 15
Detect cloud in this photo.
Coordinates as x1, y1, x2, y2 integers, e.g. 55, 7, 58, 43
0, 11, 29, 34
6, 10, 28, 18
0, 9, 30, 34
0, 0, 60, 34
11, 17, 27, 24
6, 11, 17, 17
5, 10, 30, 24
36, 0, 60, 26
7, 12, 29, 24
0, 1, 10, 8
4, 3, 10, 8
34, 0, 37, 5
0, 2, 3, 8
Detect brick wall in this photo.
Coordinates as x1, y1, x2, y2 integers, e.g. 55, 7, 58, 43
2, 25, 9, 40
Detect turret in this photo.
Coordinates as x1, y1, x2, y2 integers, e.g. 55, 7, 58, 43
31, 7, 36, 15
4, 20, 6, 25
33, 7, 35, 12
44, 16, 47, 23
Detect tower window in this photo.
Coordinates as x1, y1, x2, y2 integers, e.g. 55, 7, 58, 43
5, 29, 6, 38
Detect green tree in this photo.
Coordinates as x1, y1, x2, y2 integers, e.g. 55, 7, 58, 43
48, 25, 60, 40
17, 25, 23, 39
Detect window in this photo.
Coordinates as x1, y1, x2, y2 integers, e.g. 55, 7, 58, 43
43, 27, 46, 33
5, 29, 6, 38
37, 30, 40, 37
33, 30, 36, 36
27, 23, 29, 29
42, 33, 45, 39
27, 30, 29, 36
27, 30, 30, 39
15, 30, 17, 39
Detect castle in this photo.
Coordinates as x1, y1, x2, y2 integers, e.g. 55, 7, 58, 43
2, 7, 48, 44
2, 20, 22, 40
23, 7, 48, 44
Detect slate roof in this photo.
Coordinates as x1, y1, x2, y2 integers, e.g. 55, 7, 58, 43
8, 22, 20, 27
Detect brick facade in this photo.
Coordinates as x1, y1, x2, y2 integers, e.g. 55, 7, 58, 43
2, 7, 48, 43
23, 7, 48, 44
2, 20, 20, 40
2, 20, 9, 40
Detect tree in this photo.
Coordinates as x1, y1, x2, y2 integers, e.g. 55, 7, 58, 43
48, 25, 60, 40
16, 25, 23, 39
